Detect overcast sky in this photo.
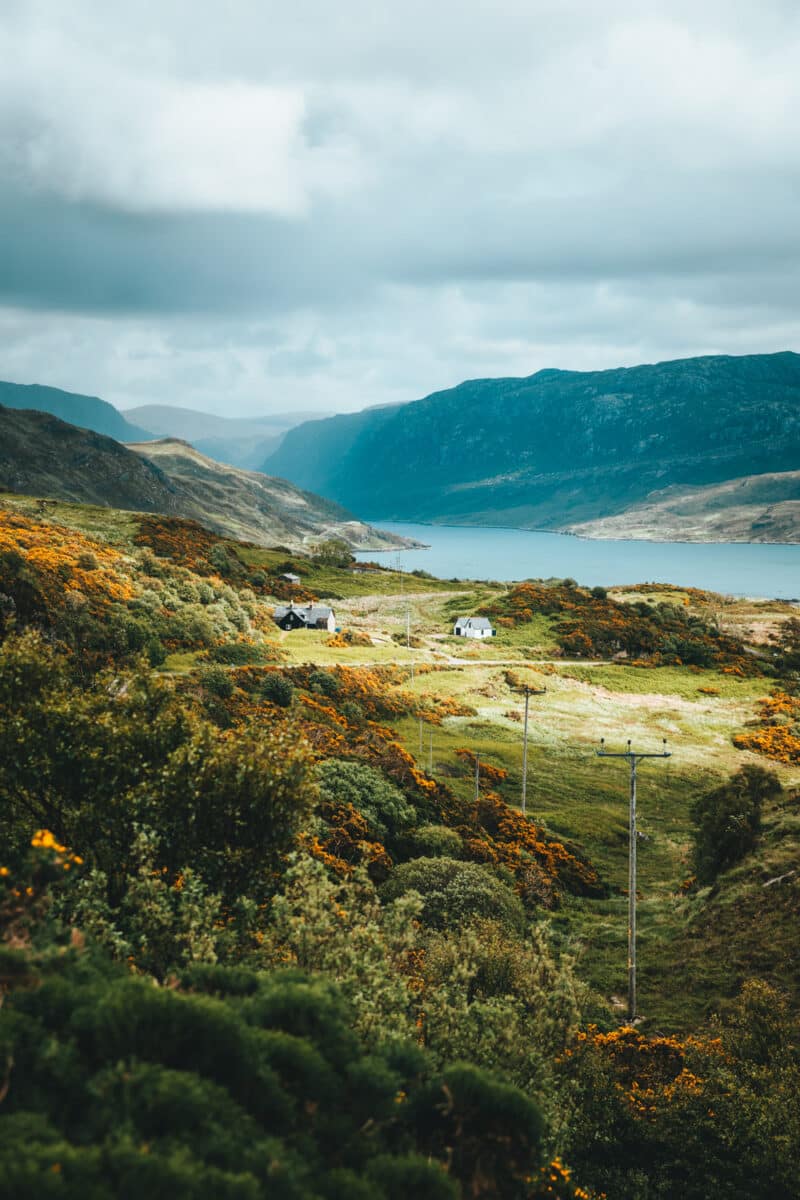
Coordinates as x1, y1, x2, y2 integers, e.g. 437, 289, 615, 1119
1, 0, 799, 417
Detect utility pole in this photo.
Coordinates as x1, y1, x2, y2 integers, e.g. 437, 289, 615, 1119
406, 608, 414, 682
596, 738, 671, 1022
419, 714, 423, 756
520, 685, 546, 817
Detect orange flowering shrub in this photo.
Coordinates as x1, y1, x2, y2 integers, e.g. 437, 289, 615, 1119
326, 628, 373, 648
0, 509, 134, 610
133, 514, 221, 572
734, 691, 800, 764
568, 1025, 721, 1121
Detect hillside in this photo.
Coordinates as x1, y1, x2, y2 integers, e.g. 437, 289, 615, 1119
0, 407, 411, 551
129, 437, 417, 550
1, 496, 798, 1198
0, 405, 182, 513
567, 470, 800, 542
123, 404, 331, 469
266, 352, 800, 540
0, 379, 152, 442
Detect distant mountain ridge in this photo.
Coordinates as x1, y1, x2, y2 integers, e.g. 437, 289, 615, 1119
0, 406, 409, 551
122, 404, 332, 469
0, 381, 153, 443
265, 352, 800, 540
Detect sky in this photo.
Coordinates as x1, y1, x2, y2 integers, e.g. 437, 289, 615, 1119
1, 0, 799, 417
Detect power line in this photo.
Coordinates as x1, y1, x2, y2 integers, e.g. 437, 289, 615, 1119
596, 738, 671, 1023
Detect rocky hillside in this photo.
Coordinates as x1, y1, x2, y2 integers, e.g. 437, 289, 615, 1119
0, 380, 152, 442
265, 352, 800, 539
0, 407, 410, 551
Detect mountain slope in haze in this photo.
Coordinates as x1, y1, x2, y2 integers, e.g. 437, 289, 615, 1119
0, 407, 410, 551
0, 381, 153, 442
128, 438, 414, 550
123, 404, 331, 469
567, 470, 800, 542
265, 352, 800, 539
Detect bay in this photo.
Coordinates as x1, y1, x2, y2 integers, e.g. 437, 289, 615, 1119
357, 523, 800, 599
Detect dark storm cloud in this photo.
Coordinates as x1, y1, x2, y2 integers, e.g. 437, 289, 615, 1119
1, 1, 799, 414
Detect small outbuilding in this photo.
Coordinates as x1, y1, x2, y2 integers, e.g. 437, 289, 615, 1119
279, 572, 301, 585
273, 602, 336, 632
453, 616, 495, 639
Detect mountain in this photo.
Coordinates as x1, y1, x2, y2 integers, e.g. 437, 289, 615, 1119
0, 405, 182, 513
0, 406, 410, 551
127, 438, 413, 550
0, 380, 153, 442
123, 405, 331, 469
265, 352, 800, 539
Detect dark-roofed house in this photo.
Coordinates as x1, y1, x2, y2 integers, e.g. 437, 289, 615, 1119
453, 616, 495, 639
273, 602, 336, 632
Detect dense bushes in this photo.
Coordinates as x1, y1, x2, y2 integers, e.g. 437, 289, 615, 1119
691, 765, 781, 883
0, 631, 314, 908
317, 760, 415, 843
480, 581, 760, 671
1, 950, 544, 1199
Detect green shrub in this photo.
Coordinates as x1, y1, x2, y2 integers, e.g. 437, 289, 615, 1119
308, 669, 340, 697
381, 858, 526, 933
201, 664, 235, 699
260, 673, 294, 708
317, 759, 415, 840
210, 642, 268, 666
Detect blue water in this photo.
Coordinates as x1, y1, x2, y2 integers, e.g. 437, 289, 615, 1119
356, 523, 800, 599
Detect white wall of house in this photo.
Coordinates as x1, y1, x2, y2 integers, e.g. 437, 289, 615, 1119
453, 623, 494, 639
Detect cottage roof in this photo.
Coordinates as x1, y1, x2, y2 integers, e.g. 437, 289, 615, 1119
454, 616, 493, 630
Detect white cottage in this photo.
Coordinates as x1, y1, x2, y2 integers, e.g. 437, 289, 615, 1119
453, 616, 495, 639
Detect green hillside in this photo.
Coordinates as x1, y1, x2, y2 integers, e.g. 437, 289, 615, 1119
0, 408, 410, 551
266, 352, 800, 537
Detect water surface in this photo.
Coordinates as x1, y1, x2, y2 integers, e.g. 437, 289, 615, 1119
357, 523, 800, 599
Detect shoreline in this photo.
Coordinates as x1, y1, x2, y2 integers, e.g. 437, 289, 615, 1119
360, 518, 800, 550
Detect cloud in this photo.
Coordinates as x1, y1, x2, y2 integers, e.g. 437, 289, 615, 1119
0, 1, 799, 415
